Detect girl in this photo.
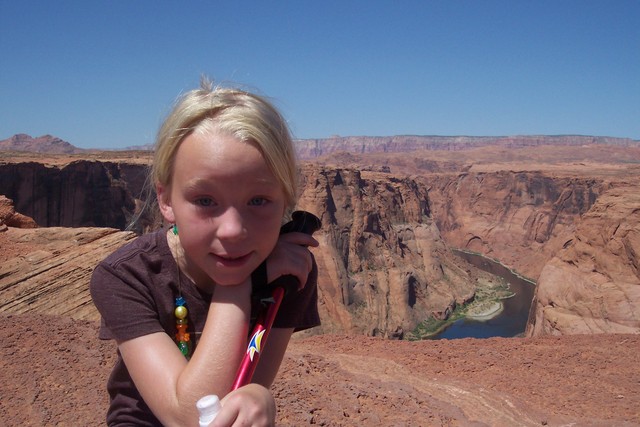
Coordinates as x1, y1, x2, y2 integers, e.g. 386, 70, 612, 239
90, 79, 320, 426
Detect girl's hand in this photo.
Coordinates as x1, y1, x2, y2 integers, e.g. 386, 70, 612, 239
210, 383, 276, 427
266, 232, 318, 290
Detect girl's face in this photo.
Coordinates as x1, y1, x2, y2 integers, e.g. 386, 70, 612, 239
158, 129, 286, 289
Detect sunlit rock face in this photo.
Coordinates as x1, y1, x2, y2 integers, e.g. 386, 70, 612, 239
296, 165, 476, 337
527, 185, 640, 336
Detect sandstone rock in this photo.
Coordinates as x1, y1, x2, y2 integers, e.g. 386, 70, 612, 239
3, 143, 639, 338
2, 313, 639, 426
0, 160, 483, 337
1, 140, 640, 425
0, 195, 37, 229
0, 226, 136, 320
0, 164, 481, 338
527, 185, 640, 336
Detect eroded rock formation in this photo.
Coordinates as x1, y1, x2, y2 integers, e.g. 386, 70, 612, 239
0, 225, 136, 320
527, 185, 640, 335
2, 138, 639, 425
0, 192, 137, 321
303, 138, 640, 337
425, 171, 604, 280
0, 134, 83, 154
0, 195, 38, 229
297, 165, 476, 337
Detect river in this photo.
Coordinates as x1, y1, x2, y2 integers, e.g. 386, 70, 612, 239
428, 250, 536, 340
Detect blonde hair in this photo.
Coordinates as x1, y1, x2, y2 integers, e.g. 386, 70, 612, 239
152, 78, 298, 212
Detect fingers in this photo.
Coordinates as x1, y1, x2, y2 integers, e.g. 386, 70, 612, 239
212, 384, 275, 427
268, 243, 313, 288
276, 231, 319, 248
266, 233, 317, 288
287, 245, 313, 290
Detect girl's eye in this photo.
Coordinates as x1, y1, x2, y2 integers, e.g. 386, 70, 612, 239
249, 197, 268, 207
195, 197, 214, 207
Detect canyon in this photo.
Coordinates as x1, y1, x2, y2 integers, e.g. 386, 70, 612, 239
2, 135, 638, 337
1, 134, 639, 425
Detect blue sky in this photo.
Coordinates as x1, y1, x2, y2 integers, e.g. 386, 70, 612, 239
1, 1, 639, 149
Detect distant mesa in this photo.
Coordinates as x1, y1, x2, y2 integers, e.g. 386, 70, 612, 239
124, 143, 154, 151
293, 134, 640, 159
0, 134, 84, 154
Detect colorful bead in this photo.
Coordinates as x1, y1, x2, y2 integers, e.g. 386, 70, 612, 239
177, 341, 189, 356
176, 324, 190, 341
174, 305, 188, 319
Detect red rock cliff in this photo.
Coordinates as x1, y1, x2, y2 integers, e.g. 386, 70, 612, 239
3, 150, 639, 337
296, 165, 477, 337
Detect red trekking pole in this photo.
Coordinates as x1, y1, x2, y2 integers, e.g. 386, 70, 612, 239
231, 210, 321, 390
197, 211, 321, 424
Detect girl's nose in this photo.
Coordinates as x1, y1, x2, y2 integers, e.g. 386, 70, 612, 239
217, 208, 247, 241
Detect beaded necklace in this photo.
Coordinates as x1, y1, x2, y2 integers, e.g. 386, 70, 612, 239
171, 224, 191, 358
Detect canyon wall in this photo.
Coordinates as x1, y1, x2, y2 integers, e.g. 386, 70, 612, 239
526, 185, 640, 336
422, 170, 640, 336
0, 161, 148, 230
296, 165, 476, 336
424, 171, 605, 280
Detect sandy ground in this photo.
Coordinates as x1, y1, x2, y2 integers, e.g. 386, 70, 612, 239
1, 313, 638, 426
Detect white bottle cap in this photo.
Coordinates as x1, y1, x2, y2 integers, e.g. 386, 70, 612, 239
197, 394, 222, 427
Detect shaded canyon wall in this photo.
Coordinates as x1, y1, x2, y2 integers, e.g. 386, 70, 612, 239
0, 161, 139, 229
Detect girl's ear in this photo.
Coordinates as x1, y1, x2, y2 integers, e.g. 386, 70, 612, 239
156, 183, 176, 224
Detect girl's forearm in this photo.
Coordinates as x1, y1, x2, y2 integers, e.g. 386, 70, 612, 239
174, 280, 252, 418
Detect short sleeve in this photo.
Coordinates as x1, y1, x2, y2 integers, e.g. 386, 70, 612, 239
91, 259, 166, 342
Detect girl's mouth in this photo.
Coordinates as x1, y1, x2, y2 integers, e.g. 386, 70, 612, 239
212, 253, 251, 268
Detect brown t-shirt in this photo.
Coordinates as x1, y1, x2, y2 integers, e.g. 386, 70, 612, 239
90, 228, 320, 426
